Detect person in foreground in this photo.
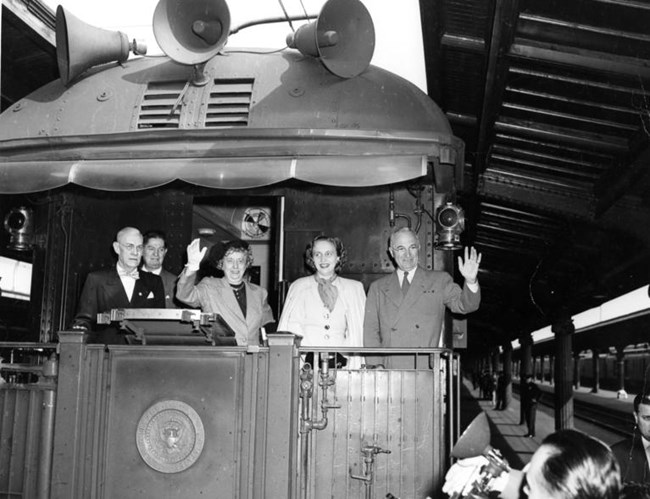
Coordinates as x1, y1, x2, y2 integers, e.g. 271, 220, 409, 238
175, 238, 275, 346
363, 227, 481, 369
278, 235, 365, 367
611, 392, 650, 484
443, 429, 621, 499
71, 226, 166, 344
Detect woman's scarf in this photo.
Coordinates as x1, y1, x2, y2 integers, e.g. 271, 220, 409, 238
314, 275, 339, 313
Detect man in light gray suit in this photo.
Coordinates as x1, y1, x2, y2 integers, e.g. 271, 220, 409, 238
141, 230, 179, 308
363, 227, 481, 369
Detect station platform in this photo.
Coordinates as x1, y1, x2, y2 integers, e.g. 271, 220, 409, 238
458, 376, 636, 469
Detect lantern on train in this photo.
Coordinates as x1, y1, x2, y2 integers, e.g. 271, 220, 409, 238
435, 202, 465, 250
3, 207, 35, 251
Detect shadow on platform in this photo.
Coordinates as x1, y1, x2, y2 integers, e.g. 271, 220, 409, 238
457, 376, 635, 469
458, 378, 547, 469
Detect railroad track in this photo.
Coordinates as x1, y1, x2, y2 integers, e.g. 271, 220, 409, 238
515, 387, 635, 437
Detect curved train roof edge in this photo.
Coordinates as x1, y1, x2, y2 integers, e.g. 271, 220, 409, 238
0, 50, 463, 192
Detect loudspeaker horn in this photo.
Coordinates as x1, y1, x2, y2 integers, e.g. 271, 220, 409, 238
451, 412, 491, 459
286, 0, 375, 79
56, 6, 147, 86
153, 0, 230, 66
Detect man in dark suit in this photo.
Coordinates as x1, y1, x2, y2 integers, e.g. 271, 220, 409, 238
141, 229, 179, 308
363, 227, 481, 369
612, 392, 650, 484
71, 226, 166, 344
520, 373, 541, 437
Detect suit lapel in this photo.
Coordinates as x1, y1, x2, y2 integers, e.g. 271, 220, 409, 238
393, 268, 426, 325
244, 283, 261, 331
219, 278, 247, 328
106, 270, 130, 307
381, 273, 403, 308
132, 277, 150, 306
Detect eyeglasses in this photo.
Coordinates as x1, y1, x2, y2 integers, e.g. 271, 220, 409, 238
119, 243, 144, 253
392, 244, 419, 255
144, 246, 166, 255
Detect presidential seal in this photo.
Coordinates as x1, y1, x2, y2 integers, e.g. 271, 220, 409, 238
136, 400, 205, 473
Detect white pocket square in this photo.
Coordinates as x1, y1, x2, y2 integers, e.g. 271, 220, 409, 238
147, 291, 154, 299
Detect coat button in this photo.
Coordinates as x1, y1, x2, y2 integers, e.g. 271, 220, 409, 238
324, 325, 330, 330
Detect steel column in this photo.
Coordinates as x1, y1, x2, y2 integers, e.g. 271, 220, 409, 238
552, 319, 575, 430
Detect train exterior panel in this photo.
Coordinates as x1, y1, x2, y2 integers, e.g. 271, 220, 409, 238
515, 348, 650, 395
579, 350, 650, 394
0, 338, 454, 498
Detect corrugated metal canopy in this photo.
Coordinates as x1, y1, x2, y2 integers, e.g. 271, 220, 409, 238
421, 0, 650, 353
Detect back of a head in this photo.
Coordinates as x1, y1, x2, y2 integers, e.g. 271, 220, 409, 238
541, 430, 621, 499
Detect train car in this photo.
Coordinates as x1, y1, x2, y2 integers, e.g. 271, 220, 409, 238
577, 347, 650, 394
0, 0, 467, 497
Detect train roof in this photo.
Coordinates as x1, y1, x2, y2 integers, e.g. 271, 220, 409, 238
0, 50, 462, 193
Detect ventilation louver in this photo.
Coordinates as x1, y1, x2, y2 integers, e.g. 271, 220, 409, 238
205, 79, 253, 128
137, 81, 185, 129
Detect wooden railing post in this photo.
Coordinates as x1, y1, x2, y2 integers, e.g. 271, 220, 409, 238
264, 334, 300, 498
50, 330, 87, 499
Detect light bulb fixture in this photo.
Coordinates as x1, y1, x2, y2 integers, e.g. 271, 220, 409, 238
197, 227, 217, 236
3, 207, 35, 251
435, 202, 465, 250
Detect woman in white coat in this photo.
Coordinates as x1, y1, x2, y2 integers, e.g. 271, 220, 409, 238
278, 235, 365, 368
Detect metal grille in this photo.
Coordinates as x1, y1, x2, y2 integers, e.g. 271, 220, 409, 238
205, 79, 253, 128
0, 388, 43, 498
300, 351, 450, 499
0, 348, 57, 499
137, 81, 185, 129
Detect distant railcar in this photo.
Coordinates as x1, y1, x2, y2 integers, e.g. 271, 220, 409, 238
579, 349, 650, 394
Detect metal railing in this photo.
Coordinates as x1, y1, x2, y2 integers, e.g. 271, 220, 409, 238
0, 343, 58, 499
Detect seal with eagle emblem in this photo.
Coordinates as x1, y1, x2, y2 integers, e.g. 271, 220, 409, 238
136, 400, 205, 473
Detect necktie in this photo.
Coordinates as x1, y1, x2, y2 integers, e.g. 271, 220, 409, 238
117, 266, 139, 280
402, 271, 410, 296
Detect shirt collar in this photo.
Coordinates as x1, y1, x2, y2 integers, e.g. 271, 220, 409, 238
142, 266, 162, 275
116, 262, 139, 280
642, 435, 650, 452
397, 268, 416, 281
